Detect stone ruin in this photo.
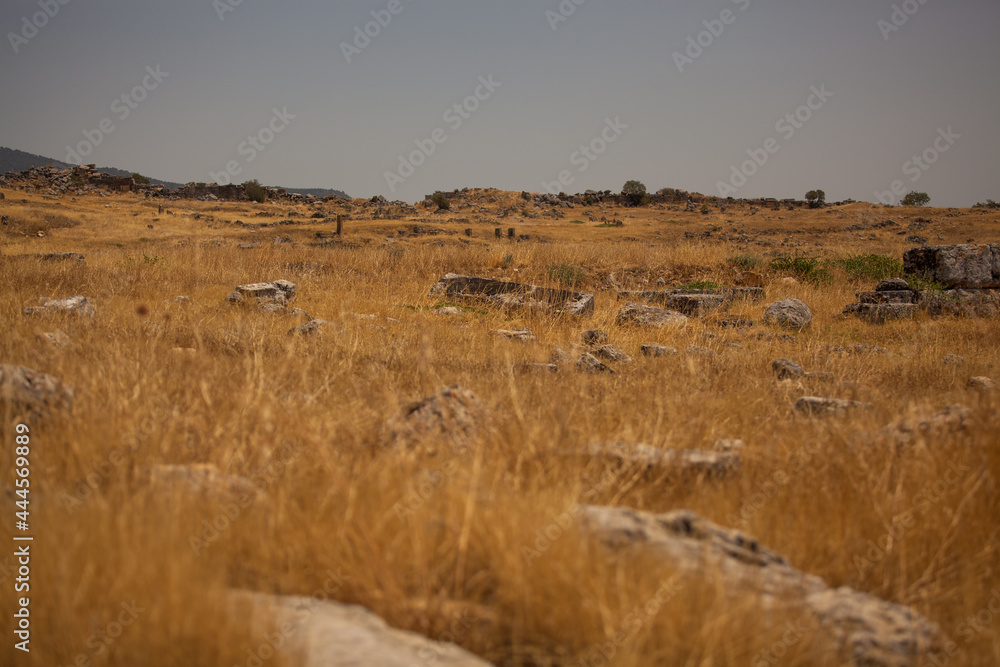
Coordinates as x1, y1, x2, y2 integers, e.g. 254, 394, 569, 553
844, 244, 1000, 321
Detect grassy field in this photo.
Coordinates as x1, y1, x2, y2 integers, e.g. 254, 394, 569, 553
1, 187, 998, 666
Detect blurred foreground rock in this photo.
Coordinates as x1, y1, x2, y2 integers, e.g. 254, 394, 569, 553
385, 386, 486, 454
229, 590, 491, 667
578, 506, 945, 667
0, 365, 74, 420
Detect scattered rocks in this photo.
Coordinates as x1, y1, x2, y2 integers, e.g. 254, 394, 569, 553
430, 274, 594, 317
594, 345, 632, 363
0, 365, 74, 420
795, 396, 872, 416
384, 386, 486, 454
616, 303, 688, 329
717, 317, 754, 329
763, 299, 812, 329
876, 278, 911, 291
843, 303, 918, 324
23, 295, 95, 318
885, 404, 973, 444
36, 252, 85, 263
640, 343, 677, 357
228, 590, 492, 667
576, 506, 946, 667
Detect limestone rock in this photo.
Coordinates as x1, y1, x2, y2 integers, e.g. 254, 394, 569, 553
385, 386, 485, 454
773, 358, 805, 379
843, 303, 918, 324
581, 329, 608, 346
430, 274, 594, 317
579, 442, 741, 478
763, 299, 812, 329
23, 295, 95, 318
641, 343, 677, 357
876, 278, 911, 292
616, 303, 688, 329
288, 319, 330, 336
36, 330, 71, 349
795, 396, 872, 416
594, 345, 632, 363
967, 376, 996, 391
577, 506, 946, 667
577, 353, 613, 374
236, 280, 297, 302
496, 328, 536, 341
903, 244, 1000, 288
0, 365, 74, 420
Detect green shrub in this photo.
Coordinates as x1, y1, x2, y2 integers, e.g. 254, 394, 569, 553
243, 180, 267, 203
901, 191, 930, 207
905, 273, 946, 293
547, 263, 587, 286
727, 255, 764, 271
769, 256, 832, 284
131, 173, 150, 185
622, 180, 650, 207
676, 281, 721, 292
832, 254, 903, 282
430, 192, 450, 210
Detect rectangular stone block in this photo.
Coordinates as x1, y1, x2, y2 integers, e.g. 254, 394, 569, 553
429, 274, 594, 317
903, 244, 1000, 288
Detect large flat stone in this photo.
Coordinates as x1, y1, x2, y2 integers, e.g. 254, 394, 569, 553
430, 274, 594, 317
843, 303, 918, 323
616, 302, 688, 328
0, 365, 74, 420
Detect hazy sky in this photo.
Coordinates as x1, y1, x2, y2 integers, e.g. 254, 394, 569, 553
2, 0, 997, 206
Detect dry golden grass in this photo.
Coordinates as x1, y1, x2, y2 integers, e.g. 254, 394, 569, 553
1, 187, 999, 665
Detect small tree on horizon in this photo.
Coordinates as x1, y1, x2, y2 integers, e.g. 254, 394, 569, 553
805, 189, 826, 208
622, 180, 650, 207
430, 191, 450, 210
901, 191, 930, 207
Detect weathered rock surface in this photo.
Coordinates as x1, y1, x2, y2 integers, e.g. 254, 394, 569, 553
36, 330, 71, 349
496, 328, 536, 341
577, 506, 945, 667
773, 358, 805, 379
918, 289, 1000, 318
236, 280, 297, 302
763, 299, 812, 329
884, 404, 973, 444
576, 442, 741, 478
903, 244, 1000, 289
843, 303, 918, 324
616, 303, 688, 329
0, 365, 74, 419
23, 295, 95, 318
35, 252, 85, 263
229, 590, 491, 667
640, 343, 677, 357
967, 376, 996, 391
876, 278, 911, 292
594, 345, 632, 363
857, 290, 917, 304
795, 396, 872, 416
577, 352, 614, 374
288, 319, 331, 336
429, 274, 594, 317
385, 386, 485, 454
581, 329, 608, 346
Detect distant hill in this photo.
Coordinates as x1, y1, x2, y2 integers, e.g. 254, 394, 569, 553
0, 146, 349, 198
